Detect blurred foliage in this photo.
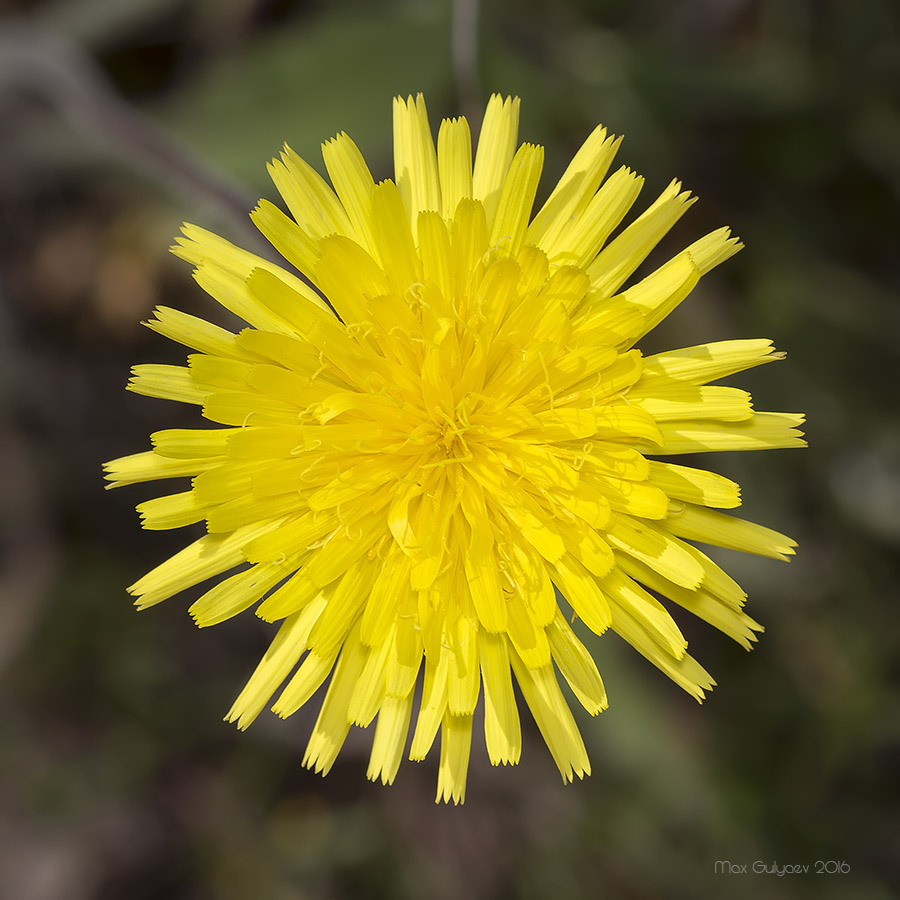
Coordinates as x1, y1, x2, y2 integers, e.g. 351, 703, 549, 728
159, 3, 454, 186
1, 0, 899, 898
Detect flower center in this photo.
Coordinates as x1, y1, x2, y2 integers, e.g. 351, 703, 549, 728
427, 398, 481, 467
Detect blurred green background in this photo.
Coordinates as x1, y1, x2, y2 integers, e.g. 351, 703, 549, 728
1, 0, 898, 897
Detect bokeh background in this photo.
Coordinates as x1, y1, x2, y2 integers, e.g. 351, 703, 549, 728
1, 0, 898, 897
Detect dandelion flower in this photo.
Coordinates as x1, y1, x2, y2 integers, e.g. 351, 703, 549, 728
105, 94, 805, 804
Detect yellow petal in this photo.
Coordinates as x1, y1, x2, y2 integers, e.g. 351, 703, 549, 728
647, 461, 741, 509
128, 518, 284, 608
393, 93, 440, 235
151, 428, 232, 459
496, 442, 578, 491
555, 516, 616, 577
614, 250, 701, 345
417, 210, 454, 305
606, 515, 705, 589
188, 354, 252, 392
361, 546, 412, 646
546, 610, 608, 715
302, 620, 367, 775
506, 597, 551, 668
507, 537, 558, 627
191, 460, 255, 504
176, 224, 328, 319
233, 330, 320, 376
145, 306, 249, 359
205, 492, 304, 534
253, 571, 321, 623
473, 257, 520, 332
528, 126, 620, 251
275, 649, 339, 723
409, 645, 451, 761
617, 554, 761, 650
267, 143, 353, 241
137, 490, 208, 530
663, 503, 797, 560
302, 509, 390, 589
350, 632, 391, 727
587, 405, 663, 446
489, 142, 544, 258
611, 601, 715, 702
547, 482, 612, 531
387, 613, 424, 698
545, 345, 620, 394
367, 691, 414, 785
368, 180, 422, 296
586, 179, 696, 299
582, 471, 670, 520
601, 568, 687, 660
437, 116, 473, 220
128, 364, 207, 405
321, 132, 377, 256
250, 199, 320, 282
657, 412, 807, 454
490, 488, 566, 564
581, 443, 650, 481
449, 198, 488, 309
436, 712, 473, 805
226, 594, 328, 729
472, 94, 520, 228
446, 610, 481, 716
306, 556, 378, 652
103, 450, 220, 489
460, 484, 507, 632
629, 384, 754, 422
313, 234, 389, 325
680, 542, 746, 607
640, 339, 783, 385
243, 509, 339, 564
190, 558, 296, 627
684, 226, 743, 274
479, 632, 521, 765
509, 649, 590, 783
202, 391, 300, 427
546, 165, 644, 269
549, 554, 611, 636
570, 298, 645, 350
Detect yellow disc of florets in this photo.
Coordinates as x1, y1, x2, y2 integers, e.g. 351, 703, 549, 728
105, 92, 805, 805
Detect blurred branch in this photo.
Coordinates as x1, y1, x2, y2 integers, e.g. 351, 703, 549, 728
0, 25, 265, 251
452, 0, 481, 120
33, 0, 183, 47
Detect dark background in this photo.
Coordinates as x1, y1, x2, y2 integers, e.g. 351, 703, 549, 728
1, 1, 898, 898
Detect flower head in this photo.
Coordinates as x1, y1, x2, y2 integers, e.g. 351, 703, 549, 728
105, 94, 805, 803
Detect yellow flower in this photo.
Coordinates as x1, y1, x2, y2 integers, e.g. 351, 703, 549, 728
105, 94, 805, 804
